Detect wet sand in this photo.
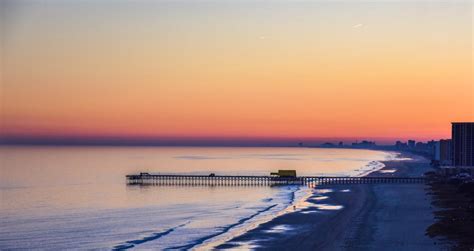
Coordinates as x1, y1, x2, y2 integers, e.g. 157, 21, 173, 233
216, 152, 445, 250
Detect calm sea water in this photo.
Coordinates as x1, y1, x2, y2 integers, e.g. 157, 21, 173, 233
0, 146, 393, 249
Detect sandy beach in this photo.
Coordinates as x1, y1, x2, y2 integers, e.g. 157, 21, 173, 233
216, 152, 447, 250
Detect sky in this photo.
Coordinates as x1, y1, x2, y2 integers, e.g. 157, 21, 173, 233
1, 0, 473, 145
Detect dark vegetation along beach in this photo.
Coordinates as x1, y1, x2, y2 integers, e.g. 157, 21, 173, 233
426, 172, 474, 250
217, 153, 473, 250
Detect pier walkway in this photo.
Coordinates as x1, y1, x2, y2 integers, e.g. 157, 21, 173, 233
126, 173, 426, 186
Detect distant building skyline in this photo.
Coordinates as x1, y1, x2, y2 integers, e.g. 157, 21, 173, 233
0, 134, 439, 147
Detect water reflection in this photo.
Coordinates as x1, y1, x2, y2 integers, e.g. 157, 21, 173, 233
0, 146, 391, 249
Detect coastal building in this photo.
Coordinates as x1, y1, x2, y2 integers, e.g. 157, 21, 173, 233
393, 140, 435, 156
452, 122, 474, 167
413, 141, 437, 155
320, 142, 335, 148
395, 141, 408, 149
427, 140, 437, 155
352, 140, 376, 148
434, 139, 452, 166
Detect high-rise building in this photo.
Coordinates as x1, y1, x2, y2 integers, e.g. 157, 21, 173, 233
408, 140, 416, 148
435, 139, 452, 165
452, 122, 474, 167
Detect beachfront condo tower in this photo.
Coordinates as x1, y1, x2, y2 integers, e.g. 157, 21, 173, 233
452, 122, 474, 167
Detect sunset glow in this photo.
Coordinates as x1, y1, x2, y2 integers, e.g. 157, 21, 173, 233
1, 0, 473, 144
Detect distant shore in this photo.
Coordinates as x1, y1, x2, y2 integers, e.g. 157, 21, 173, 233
214, 152, 447, 250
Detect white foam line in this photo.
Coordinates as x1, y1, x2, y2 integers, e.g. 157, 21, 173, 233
194, 187, 313, 250
353, 161, 386, 177
195, 151, 408, 250
352, 151, 406, 177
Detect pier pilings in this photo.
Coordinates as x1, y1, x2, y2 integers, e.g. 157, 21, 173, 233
126, 174, 426, 186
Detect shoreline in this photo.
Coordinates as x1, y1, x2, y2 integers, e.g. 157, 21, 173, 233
214, 152, 445, 250
196, 186, 313, 250
197, 151, 396, 250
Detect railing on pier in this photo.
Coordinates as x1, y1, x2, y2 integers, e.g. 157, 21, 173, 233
126, 174, 427, 186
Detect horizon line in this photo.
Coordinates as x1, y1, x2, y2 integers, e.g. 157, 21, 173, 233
0, 135, 444, 147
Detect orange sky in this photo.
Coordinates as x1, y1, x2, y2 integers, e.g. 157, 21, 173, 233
1, 0, 473, 144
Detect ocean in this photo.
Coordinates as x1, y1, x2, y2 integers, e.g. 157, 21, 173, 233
0, 146, 394, 249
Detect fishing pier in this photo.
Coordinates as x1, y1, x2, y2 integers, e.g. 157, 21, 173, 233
126, 172, 426, 186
